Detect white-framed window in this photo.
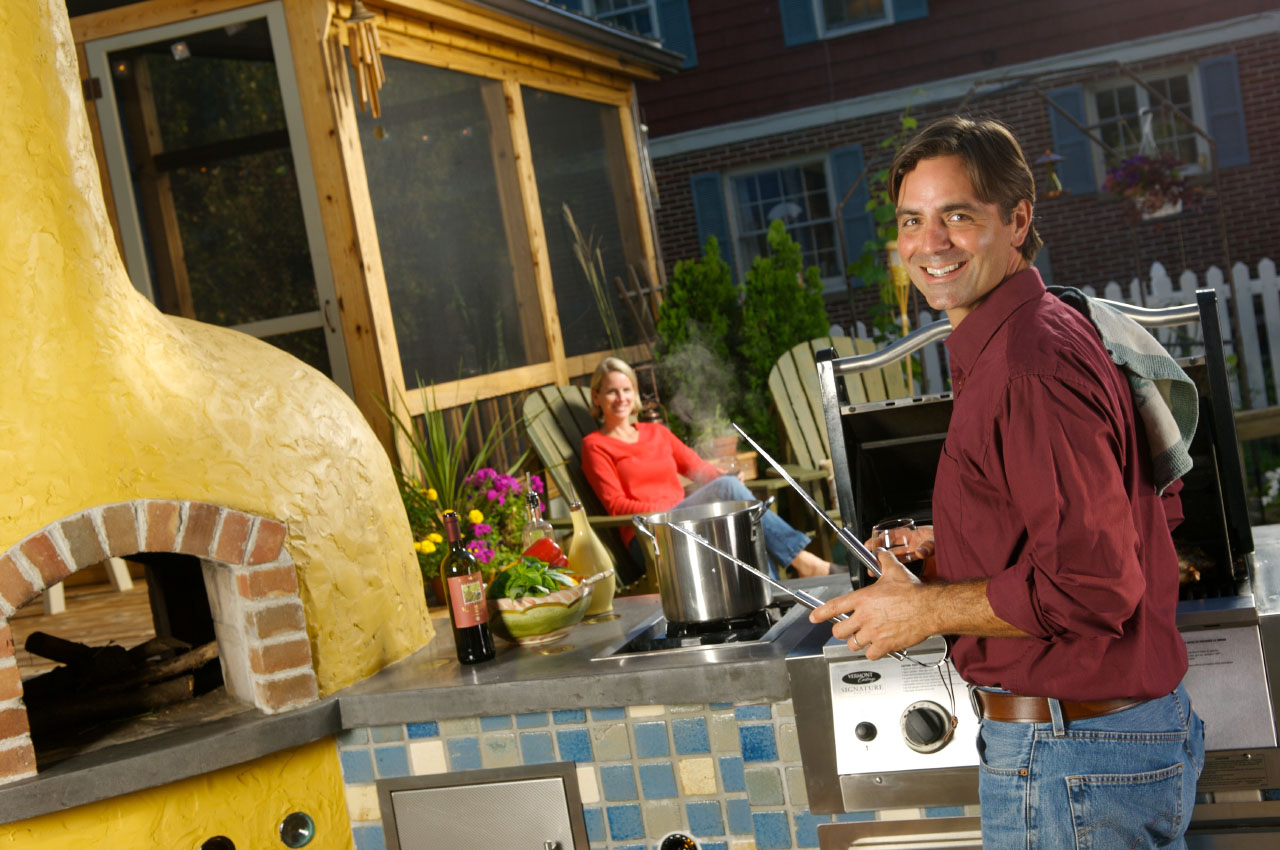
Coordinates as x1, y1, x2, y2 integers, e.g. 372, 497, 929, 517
1088, 69, 1208, 177
728, 160, 842, 285
818, 0, 893, 37
586, 1, 660, 38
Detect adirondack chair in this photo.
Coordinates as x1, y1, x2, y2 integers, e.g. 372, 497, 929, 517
521, 384, 654, 588
767, 336, 911, 558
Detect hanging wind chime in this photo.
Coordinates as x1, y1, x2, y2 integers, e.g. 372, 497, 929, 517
346, 0, 386, 118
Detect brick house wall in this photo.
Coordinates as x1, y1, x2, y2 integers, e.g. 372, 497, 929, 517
643, 23, 1280, 331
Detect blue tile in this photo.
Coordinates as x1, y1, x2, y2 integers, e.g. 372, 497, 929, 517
446, 737, 481, 771
373, 745, 409, 778
686, 800, 725, 837
584, 806, 605, 842
606, 804, 645, 841
924, 805, 966, 818
591, 706, 627, 720
753, 811, 792, 849
726, 798, 753, 835
709, 702, 733, 710
516, 712, 549, 728
351, 824, 385, 850
370, 725, 404, 743
634, 721, 670, 758
795, 812, 830, 848
406, 721, 438, 739
739, 725, 778, 762
336, 727, 369, 747
339, 749, 373, 783
735, 705, 773, 720
638, 762, 678, 799
835, 810, 875, 822
480, 715, 512, 731
1265, 788, 1280, 802
672, 717, 710, 754
557, 728, 593, 762
719, 756, 746, 792
553, 709, 586, 724
703, 843, 729, 850
600, 764, 639, 801
615, 846, 645, 850
521, 731, 555, 764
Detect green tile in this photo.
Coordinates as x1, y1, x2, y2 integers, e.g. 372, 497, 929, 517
642, 799, 683, 837
777, 723, 801, 762
481, 732, 520, 768
785, 766, 809, 808
439, 717, 480, 737
592, 723, 632, 761
745, 766, 784, 806
708, 712, 739, 753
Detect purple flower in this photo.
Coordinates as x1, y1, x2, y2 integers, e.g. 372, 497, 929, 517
486, 488, 500, 501
466, 539, 494, 564
530, 475, 544, 494
472, 523, 492, 536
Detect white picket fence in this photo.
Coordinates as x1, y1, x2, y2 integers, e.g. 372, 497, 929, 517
840, 259, 1280, 411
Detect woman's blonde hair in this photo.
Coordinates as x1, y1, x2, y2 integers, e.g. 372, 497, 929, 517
589, 357, 639, 420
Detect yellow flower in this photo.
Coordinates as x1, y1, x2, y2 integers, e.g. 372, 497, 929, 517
414, 539, 436, 554
468, 509, 484, 524
428, 533, 443, 544
426, 488, 438, 501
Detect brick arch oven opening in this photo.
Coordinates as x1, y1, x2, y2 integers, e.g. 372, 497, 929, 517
0, 499, 318, 784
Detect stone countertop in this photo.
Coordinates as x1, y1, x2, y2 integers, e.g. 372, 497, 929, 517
0, 577, 845, 824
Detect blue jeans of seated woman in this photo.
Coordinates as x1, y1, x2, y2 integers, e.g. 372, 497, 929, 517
627, 475, 811, 579
976, 682, 1204, 849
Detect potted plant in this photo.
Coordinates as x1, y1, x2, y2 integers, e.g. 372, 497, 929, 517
384, 385, 529, 599
1102, 151, 1202, 220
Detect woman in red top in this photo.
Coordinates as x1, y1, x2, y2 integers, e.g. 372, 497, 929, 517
581, 357, 831, 583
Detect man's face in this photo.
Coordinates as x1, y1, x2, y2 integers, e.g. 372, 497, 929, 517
895, 155, 1031, 327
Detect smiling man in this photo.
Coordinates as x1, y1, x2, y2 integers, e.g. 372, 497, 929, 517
810, 117, 1204, 848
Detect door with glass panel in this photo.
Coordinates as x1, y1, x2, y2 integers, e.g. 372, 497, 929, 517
85, 3, 352, 393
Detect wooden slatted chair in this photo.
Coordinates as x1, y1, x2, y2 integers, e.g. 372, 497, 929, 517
521, 385, 653, 588
767, 336, 911, 557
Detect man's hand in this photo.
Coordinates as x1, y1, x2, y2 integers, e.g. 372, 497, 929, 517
808, 548, 934, 660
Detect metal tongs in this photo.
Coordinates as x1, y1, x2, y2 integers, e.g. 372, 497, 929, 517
732, 423, 885, 578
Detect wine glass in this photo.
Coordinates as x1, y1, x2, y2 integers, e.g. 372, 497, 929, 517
871, 517, 924, 578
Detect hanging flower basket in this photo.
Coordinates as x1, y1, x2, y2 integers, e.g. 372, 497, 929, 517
1103, 152, 1201, 220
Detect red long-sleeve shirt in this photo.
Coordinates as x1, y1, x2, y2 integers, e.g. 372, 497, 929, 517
935, 269, 1187, 701
581, 423, 720, 546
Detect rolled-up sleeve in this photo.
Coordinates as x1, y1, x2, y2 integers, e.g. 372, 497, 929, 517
985, 375, 1145, 641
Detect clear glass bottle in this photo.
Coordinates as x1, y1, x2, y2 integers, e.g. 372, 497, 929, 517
566, 501, 616, 616
440, 510, 495, 664
521, 479, 554, 551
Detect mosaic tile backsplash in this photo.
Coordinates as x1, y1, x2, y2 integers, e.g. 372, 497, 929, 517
335, 699, 973, 850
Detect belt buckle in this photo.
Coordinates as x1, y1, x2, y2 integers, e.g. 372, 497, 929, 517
968, 684, 983, 720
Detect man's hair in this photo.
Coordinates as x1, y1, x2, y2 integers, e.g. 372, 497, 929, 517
588, 356, 640, 420
887, 116, 1042, 264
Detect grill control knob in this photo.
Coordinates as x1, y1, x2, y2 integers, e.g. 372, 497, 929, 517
900, 701, 953, 754
854, 722, 877, 742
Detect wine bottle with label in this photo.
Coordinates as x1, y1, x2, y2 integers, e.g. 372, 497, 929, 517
440, 510, 495, 664
566, 500, 616, 616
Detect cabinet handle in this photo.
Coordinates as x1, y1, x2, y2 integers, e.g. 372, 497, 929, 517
543, 842, 560, 850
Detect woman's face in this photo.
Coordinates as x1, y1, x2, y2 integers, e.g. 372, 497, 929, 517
593, 370, 636, 424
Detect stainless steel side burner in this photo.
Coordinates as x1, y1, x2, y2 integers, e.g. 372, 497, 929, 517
593, 598, 806, 660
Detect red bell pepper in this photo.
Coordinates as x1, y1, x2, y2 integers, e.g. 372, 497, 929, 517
523, 537, 568, 568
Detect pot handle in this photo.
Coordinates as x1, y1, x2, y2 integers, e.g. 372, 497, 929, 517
748, 495, 776, 522
632, 515, 658, 549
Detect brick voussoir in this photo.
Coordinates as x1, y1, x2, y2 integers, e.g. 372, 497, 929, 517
19, 533, 70, 587
177, 502, 221, 558
60, 511, 107, 571
213, 510, 253, 565
144, 500, 182, 553
0, 556, 37, 617
246, 519, 288, 566
100, 502, 142, 557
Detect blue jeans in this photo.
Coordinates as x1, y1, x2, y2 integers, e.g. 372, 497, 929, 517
976, 683, 1204, 849
627, 475, 812, 578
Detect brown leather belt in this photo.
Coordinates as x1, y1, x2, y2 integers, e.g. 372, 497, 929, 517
971, 688, 1145, 723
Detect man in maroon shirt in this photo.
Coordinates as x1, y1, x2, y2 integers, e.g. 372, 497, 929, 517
810, 117, 1204, 847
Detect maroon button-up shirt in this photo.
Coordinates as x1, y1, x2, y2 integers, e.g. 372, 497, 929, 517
935, 269, 1187, 701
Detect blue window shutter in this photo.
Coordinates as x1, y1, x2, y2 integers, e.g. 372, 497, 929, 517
829, 145, 874, 286
894, 0, 929, 22
1046, 86, 1096, 195
1198, 55, 1249, 169
656, 0, 697, 69
780, 0, 818, 47
690, 172, 737, 278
